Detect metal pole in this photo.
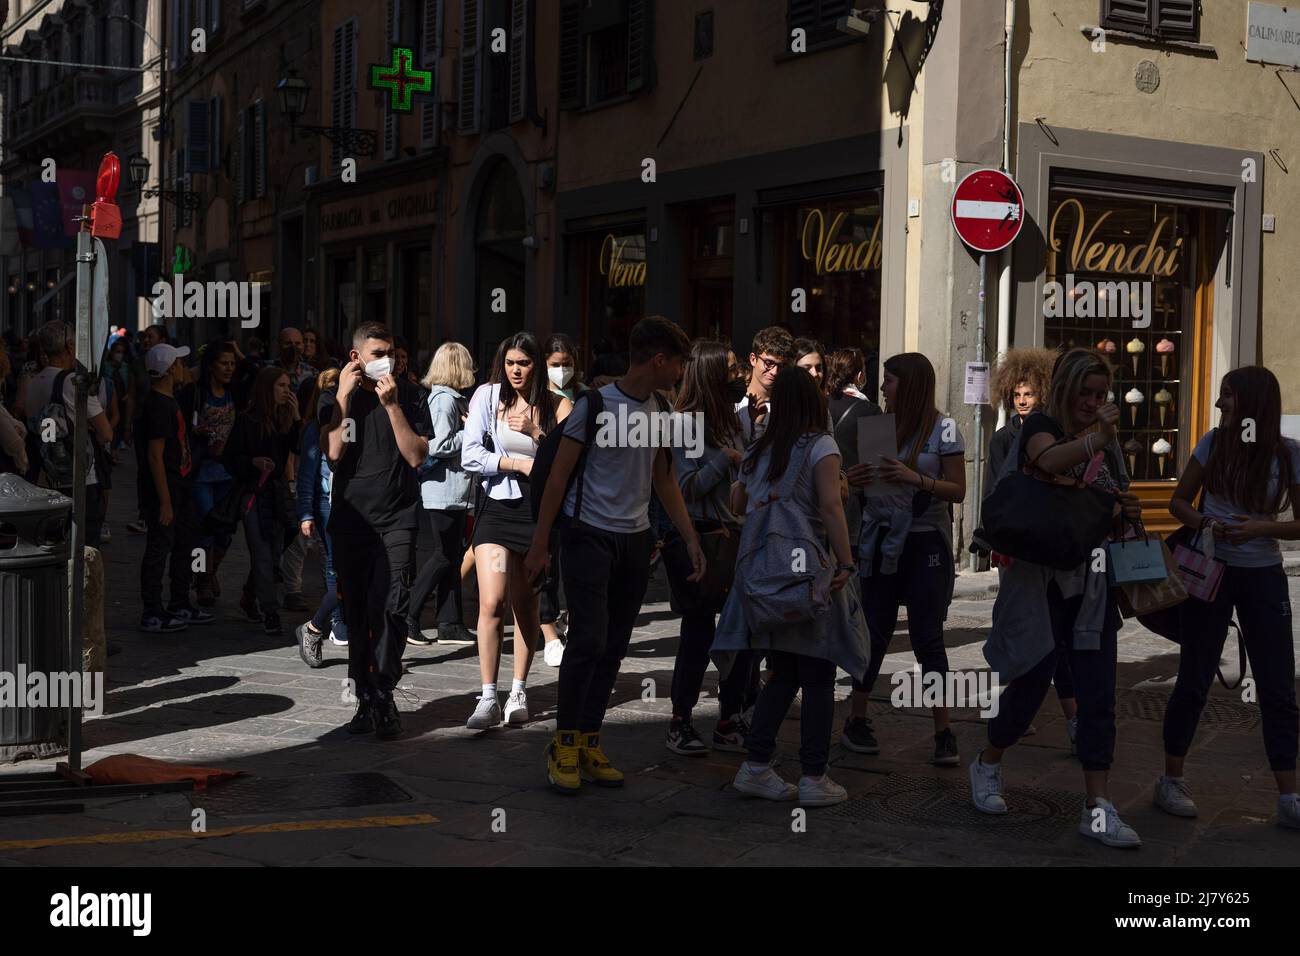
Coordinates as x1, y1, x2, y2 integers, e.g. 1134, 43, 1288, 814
969, 253, 987, 573
65, 208, 94, 775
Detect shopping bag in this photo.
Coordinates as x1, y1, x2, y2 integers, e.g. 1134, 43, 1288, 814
1107, 532, 1169, 585
1171, 527, 1225, 602
1119, 539, 1187, 619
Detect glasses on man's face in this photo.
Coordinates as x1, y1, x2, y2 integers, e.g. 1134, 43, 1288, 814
759, 356, 785, 373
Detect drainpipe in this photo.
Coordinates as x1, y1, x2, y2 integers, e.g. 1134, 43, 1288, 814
996, 0, 1016, 430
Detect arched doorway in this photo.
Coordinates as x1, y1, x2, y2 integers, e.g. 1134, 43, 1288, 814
473, 160, 527, 372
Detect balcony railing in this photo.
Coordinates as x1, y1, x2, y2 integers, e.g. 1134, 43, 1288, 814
9, 73, 118, 147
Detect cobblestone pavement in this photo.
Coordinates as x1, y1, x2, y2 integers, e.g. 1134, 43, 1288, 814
2, 460, 1298, 866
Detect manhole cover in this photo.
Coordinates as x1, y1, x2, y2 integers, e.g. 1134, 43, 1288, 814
188, 772, 413, 815
825, 773, 1083, 845
1116, 688, 1258, 734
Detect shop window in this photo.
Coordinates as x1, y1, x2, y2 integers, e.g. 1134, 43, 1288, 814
559, 0, 655, 111
1099, 0, 1198, 42
767, 192, 883, 393
1044, 191, 1208, 484
574, 225, 647, 368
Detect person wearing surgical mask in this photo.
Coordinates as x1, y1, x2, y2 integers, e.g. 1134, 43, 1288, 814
543, 333, 584, 404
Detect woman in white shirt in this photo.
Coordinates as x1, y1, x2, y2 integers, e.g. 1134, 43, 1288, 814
462, 332, 572, 730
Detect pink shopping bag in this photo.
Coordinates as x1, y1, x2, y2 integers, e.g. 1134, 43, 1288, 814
1171, 527, 1225, 603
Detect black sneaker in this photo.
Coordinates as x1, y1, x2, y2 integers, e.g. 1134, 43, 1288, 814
167, 604, 215, 626
666, 718, 708, 756
140, 612, 188, 633
436, 623, 476, 645
375, 693, 402, 740
296, 622, 326, 668
347, 695, 375, 734
842, 716, 880, 754
932, 727, 960, 767
712, 716, 749, 753
239, 591, 260, 621
406, 617, 435, 646
263, 612, 283, 636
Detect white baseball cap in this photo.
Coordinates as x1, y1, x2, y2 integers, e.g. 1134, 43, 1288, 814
145, 343, 191, 378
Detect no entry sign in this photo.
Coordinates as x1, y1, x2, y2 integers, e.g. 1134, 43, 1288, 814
951, 168, 1024, 253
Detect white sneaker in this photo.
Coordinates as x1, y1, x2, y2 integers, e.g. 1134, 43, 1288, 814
1277, 794, 1300, 830
1079, 797, 1142, 848
543, 639, 565, 667
969, 755, 1008, 815
504, 689, 529, 725
732, 762, 797, 801
466, 695, 502, 730
1153, 775, 1198, 818
799, 774, 848, 807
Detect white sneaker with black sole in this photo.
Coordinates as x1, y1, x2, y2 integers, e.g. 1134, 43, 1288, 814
732, 762, 797, 801
1153, 775, 1198, 818
466, 695, 502, 730
1079, 797, 1142, 848
504, 689, 529, 725
168, 604, 214, 626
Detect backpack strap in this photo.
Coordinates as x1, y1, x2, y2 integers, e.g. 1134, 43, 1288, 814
50, 368, 73, 411
571, 388, 604, 524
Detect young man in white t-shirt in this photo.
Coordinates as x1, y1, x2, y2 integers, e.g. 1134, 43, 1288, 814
735, 326, 794, 445
526, 317, 704, 794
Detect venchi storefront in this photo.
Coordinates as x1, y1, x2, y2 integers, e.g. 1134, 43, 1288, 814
1014, 125, 1263, 529
556, 133, 906, 378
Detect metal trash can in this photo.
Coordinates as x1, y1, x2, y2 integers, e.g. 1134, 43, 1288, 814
0, 473, 72, 763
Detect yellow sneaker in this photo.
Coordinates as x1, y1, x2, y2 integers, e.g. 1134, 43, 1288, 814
578, 732, 625, 787
546, 729, 581, 794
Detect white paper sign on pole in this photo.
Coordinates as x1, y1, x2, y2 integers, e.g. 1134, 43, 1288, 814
964, 361, 990, 406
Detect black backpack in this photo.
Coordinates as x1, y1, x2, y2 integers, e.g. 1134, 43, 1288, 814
529, 388, 605, 522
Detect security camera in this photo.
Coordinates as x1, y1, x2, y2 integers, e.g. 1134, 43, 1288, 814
836, 8, 879, 37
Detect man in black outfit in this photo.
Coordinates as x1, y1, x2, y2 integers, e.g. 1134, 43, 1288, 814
321, 322, 430, 739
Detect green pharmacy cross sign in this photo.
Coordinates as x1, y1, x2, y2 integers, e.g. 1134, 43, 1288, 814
369, 47, 433, 113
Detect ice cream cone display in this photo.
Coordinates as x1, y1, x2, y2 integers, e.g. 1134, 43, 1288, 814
1156, 337, 1175, 377
1096, 338, 1117, 357
1154, 387, 1173, 427
1123, 438, 1142, 475
1125, 387, 1144, 427
1152, 438, 1172, 477
1126, 337, 1145, 376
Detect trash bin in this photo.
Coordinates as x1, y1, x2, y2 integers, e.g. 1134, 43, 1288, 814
0, 473, 72, 763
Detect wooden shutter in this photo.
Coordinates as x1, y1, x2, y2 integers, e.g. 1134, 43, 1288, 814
186, 99, 210, 172
458, 0, 481, 132
1100, 0, 1152, 31
626, 0, 654, 94
558, 0, 582, 110
787, 0, 817, 35
508, 0, 526, 122
234, 110, 245, 201
254, 99, 266, 198
421, 0, 442, 146
209, 95, 222, 174
332, 20, 357, 170
384, 0, 401, 160
1155, 0, 1197, 40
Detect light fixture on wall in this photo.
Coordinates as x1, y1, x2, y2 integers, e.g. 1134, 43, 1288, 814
836, 7, 881, 37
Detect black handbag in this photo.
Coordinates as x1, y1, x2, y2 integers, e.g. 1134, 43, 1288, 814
202, 481, 257, 536
979, 439, 1117, 570
663, 494, 740, 615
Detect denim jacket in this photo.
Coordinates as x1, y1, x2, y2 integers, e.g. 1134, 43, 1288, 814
295, 419, 332, 523
419, 385, 473, 511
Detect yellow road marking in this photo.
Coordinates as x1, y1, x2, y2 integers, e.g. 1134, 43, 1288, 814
0, 813, 438, 851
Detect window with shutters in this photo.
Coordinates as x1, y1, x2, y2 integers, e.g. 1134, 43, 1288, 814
238, 101, 266, 202
384, 0, 402, 160
210, 96, 222, 175
787, 0, 852, 49
559, 0, 654, 112
187, 99, 210, 173
421, 0, 443, 148
458, 0, 482, 133
331, 19, 359, 171
1099, 0, 1199, 42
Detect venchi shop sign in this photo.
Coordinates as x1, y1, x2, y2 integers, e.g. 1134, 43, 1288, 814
800, 208, 882, 274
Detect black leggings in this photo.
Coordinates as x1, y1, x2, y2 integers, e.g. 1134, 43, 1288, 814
409, 508, 467, 627
746, 651, 837, 776
1163, 563, 1297, 772
670, 607, 756, 721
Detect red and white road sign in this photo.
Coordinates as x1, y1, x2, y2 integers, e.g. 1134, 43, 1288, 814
950, 168, 1024, 253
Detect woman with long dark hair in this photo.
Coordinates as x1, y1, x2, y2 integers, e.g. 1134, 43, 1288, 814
972, 347, 1143, 847
1158, 366, 1300, 829
793, 338, 825, 387
716, 367, 866, 806
824, 347, 881, 570
664, 340, 753, 755
461, 332, 573, 728
191, 339, 240, 606
845, 352, 966, 762
223, 365, 301, 636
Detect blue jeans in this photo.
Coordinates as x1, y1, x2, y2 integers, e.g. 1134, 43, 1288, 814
309, 499, 347, 641
192, 477, 234, 550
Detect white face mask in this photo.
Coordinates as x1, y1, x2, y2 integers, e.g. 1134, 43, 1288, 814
548, 366, 575, 388
363, 356, 394, 381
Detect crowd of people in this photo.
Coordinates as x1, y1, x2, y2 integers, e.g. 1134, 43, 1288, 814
0, 314, 1296, 845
